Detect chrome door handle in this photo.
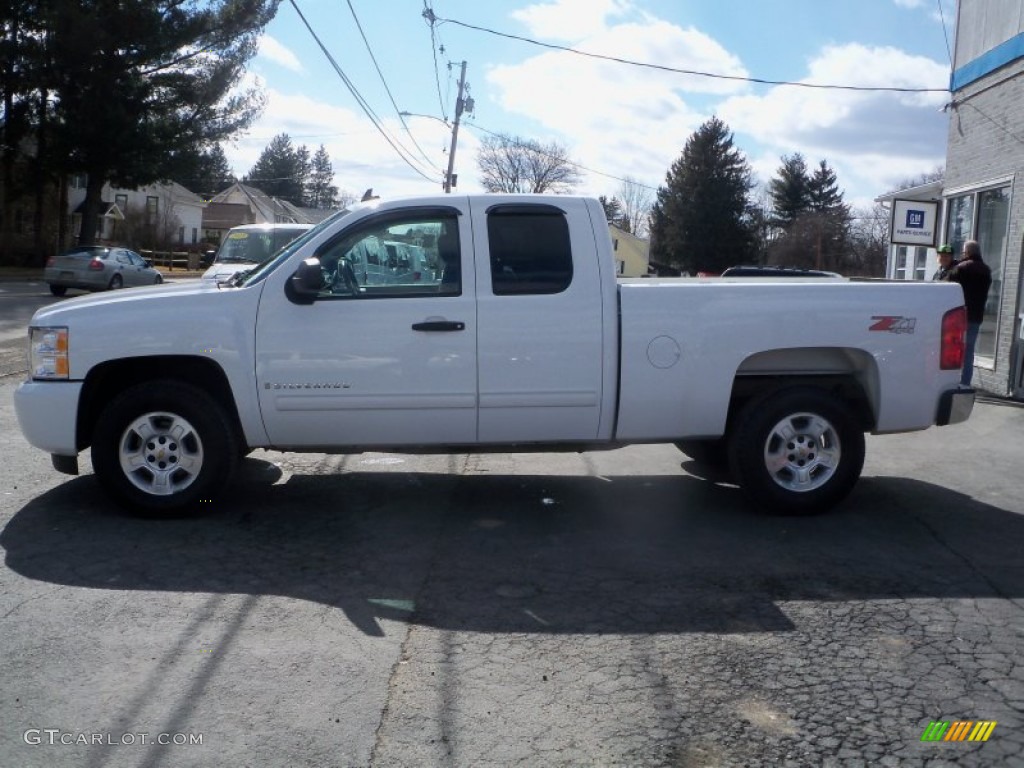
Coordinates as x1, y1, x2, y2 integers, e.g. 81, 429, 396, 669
411, 321, 465, 332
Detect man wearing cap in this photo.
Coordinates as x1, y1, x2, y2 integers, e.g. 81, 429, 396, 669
932, 244, 956, 281
949, 239, 993, 386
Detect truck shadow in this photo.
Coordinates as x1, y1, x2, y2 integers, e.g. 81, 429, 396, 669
3, 459, 1022, 637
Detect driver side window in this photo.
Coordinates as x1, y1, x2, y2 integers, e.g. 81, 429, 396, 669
314, 212, 461, 298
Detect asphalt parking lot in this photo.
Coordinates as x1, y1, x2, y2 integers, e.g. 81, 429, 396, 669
2, 359, 1023, 767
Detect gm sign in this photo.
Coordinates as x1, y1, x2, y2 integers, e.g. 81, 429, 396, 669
890, 199, 938, 246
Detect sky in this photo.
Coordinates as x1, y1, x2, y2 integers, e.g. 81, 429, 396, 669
226, 0, 958, 210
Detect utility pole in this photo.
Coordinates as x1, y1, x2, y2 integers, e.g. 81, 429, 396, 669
444, 61, 468, 194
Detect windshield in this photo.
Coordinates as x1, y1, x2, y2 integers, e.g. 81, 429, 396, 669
238, 209, 356, 287
214, 228, 308, 264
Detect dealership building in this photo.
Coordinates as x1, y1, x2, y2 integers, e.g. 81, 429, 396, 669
881, 0, 1024, 399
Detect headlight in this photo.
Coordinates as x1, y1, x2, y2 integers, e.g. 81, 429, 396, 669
30, 327, 69, 379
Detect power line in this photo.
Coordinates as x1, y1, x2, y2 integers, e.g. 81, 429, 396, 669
422, 3, 449, 121
345, 0, 439, 170
936, 0, 954, 69
957, 101, 1024, 147
288, 0, 440, 185
438, 15, 950, 94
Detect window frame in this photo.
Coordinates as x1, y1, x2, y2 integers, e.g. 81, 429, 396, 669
942, 181, 1011, 366
311, 206, 463, 301
484, 203, 573, 297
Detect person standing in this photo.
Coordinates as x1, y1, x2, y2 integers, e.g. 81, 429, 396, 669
931, 244, 956, 281
949, 239, 993, 386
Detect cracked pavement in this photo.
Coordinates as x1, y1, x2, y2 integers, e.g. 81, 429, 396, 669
1, 375, 1022, 767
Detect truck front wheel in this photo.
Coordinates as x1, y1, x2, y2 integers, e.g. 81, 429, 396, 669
91, 380, 237, 516
728, 387, 864, 515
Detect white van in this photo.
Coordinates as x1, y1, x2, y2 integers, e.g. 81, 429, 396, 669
201, 223, 313, 283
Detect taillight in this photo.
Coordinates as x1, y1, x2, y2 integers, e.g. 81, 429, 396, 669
88, 259, 104, 271
940, 306, 966, 370
46, 257, 55, 267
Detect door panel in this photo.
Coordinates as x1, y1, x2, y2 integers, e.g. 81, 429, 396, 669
470, 198, 606, 443
255, 207, 477, 447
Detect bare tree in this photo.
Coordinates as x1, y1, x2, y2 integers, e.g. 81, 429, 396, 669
476, 134, 582, 194
883, 166, 945, 196
847, 203, 890, 277
617, 176, 653, 236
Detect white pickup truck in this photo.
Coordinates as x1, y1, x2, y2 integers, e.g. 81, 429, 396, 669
14, 194, 973, 516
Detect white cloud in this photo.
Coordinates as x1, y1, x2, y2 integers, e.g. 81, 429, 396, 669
718, 43, 949, 198
511, 0, 632, 41
893, 0, 926, 8
258, 35, 304, 73
224, 85, 482, 200
485, 18, 748, 194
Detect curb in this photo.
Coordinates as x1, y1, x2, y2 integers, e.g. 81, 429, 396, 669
0, 269, 205, 282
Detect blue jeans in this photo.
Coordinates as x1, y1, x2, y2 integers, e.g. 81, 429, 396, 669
963, 321, 981, 386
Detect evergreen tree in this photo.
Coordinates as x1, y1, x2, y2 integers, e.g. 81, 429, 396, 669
45, 0, 280, 244
769, 158, 853, 272
808, 159, 844, 213
1, 0, 52, 262
649, 116, 755, 273
807, 159, 851, 270
294, 144, 311, 205
769, 153, 811, 227
244, 133, 306, 205
598, 195, 624, 225
169, 143, 234, 197
307, 145, 339, 209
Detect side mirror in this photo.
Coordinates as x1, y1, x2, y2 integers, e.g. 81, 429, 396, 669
286, 257, 324, 305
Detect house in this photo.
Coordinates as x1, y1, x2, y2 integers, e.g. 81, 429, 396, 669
608, 223, 650, 277
67, 176, 206, 247
202, 183, 314, 244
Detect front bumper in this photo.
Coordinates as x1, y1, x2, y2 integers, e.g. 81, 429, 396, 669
936, 387, 975, 426
13, 379, 83, 455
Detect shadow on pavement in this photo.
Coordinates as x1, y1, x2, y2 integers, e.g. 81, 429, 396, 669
3, 458, 1022, 637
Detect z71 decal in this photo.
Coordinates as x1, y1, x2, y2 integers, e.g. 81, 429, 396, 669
870, 316, 917, 334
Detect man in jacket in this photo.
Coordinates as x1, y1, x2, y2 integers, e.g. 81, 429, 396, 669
931, 244, 956, 281
950, 239, 993, 386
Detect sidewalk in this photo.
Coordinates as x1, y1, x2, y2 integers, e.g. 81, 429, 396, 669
0, 266, 205, 281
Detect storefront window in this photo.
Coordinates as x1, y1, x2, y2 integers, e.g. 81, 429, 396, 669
974, 187, 1009, 359
913, 247, 927, 280
943, 185, 1009, 362
894, 245, 907, 279
945, 194, 974, 254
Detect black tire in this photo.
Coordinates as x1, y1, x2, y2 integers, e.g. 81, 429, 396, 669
49, 284, 67, 296
675, 438, 729, 469
91, 380, 238, 516
108, 274, 123, 290
728, 387, 865, 516
153, 273, 163, 285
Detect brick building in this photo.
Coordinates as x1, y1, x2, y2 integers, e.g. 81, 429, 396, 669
944, 0, 1024, 397
882, 2, 1024, 398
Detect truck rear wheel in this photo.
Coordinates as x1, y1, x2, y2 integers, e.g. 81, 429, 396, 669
728, 387, 864, 515
91, 380, 237, 516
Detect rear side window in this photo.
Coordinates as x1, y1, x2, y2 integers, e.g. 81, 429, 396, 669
271, 228, 309, 250
486, 206, 572, 295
